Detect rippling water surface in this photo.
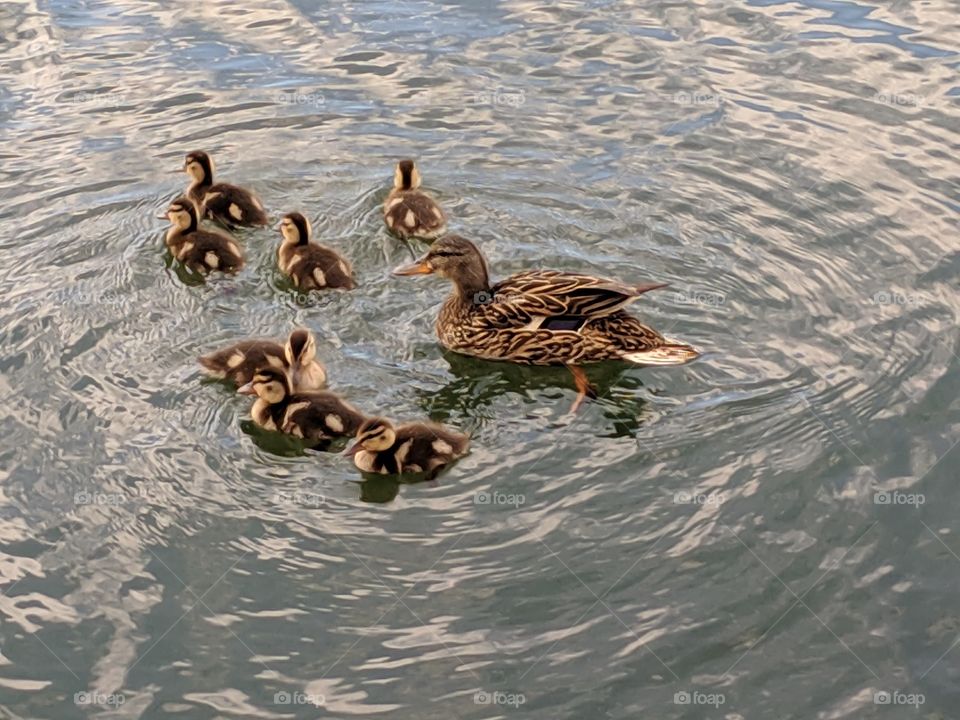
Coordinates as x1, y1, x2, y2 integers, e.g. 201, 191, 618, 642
1, 0, 958, 717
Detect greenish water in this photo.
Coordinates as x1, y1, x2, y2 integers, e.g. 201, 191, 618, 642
1, 1, 958, 718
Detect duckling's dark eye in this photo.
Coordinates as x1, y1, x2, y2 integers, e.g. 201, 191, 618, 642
430, 251, 459, 258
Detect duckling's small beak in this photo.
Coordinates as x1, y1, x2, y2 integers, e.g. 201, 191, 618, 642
155, 214, 168, 220
237, 381, 257, 396
392, 258, 433, 276
343, 442, 363, 457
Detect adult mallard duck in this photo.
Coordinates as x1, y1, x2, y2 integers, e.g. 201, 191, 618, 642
161, 197, 244, 274
182, 150, 268, 228
238, 368, 366, 441
198, 328, 327, 391
383, 159, 447, 241
345, 416, 469, 479
277, 212, 355, 290
393, 234, 698, 411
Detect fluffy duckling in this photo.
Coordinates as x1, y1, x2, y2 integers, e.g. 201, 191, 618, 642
383, 159, 447, 241
198, 328, 327, 391
277, 213, 355, 290
345, 416, 469, 479
238, 368, 366, 441
183, 150, 268, 228
162, 197, 244, 274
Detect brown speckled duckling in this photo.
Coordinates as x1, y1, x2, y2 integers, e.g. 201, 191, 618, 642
238, 368, 366, 441
198, 328, 326, 391
383, 159, 446, 241
345, 416, 469, 479
277, 212, 355, 290
162, 197, 244, 274
183, 150, 268, 228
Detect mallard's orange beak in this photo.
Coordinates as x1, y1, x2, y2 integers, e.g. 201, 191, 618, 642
392, 259, 433, 276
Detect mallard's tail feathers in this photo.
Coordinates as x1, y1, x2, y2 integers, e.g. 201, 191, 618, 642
621, 339, 699, 366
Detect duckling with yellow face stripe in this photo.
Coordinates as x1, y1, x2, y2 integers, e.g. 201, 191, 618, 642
345, 416, 469, 479
238, 367, 367, 441
162, 197, 244, 274
183, 150, 268, 228
198, 328, 327, 391
278, 212, 356, 290
383, 159, 447, 241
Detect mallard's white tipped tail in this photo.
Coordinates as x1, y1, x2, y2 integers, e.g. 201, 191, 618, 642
621, 340, 699, 366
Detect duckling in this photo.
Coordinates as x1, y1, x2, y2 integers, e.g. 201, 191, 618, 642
183, 150, 268, 228
198, 328, 327, 391
162, 197, 244, 274
278, 213, 355, 290
238, 368, 366, 441
383, 159, 447, 241
345, 416, 469, 479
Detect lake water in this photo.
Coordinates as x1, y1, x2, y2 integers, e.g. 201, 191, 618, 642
1, 0, 958, 717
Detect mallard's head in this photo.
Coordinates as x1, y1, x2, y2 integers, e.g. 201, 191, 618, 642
346, 417, 397, 455
284, 328, 316, 367
393, 159, 421, 191
164, 197, 198, 231
392, 234, 490, 294
184, 150, 213, 184
237, 368, 291, 403
279, 212, 311, 246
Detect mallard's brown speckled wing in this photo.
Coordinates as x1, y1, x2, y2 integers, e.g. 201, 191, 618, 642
485, 270, 659, 328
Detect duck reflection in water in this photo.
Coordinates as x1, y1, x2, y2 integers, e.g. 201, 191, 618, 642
413, 350, 653, 438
